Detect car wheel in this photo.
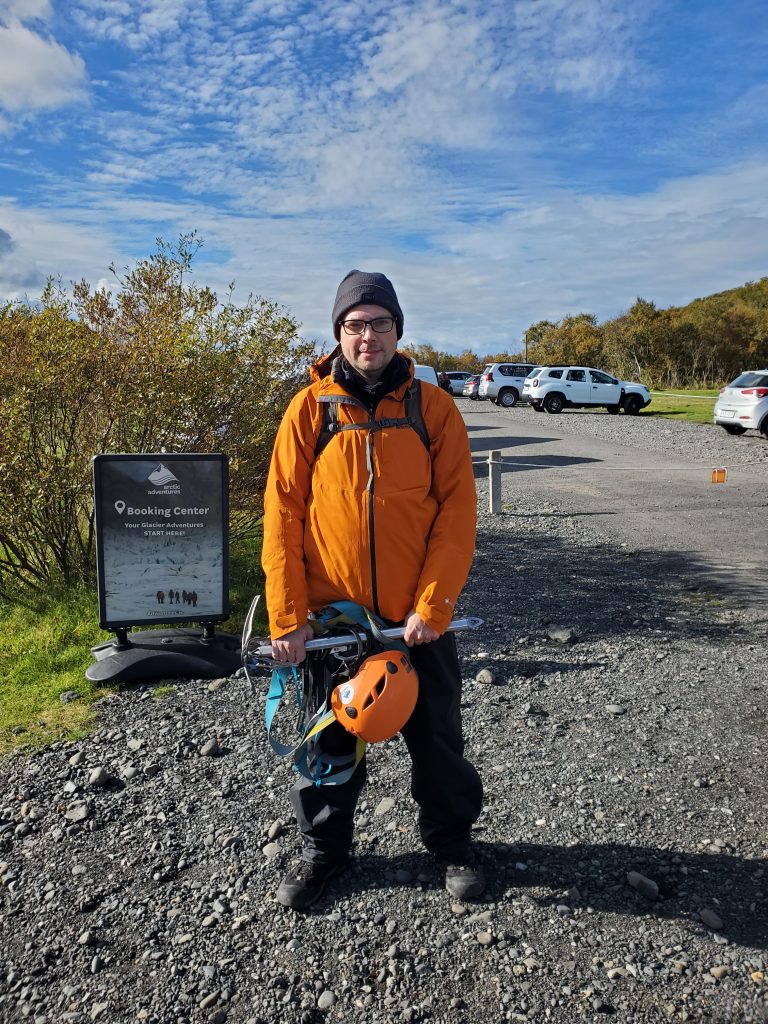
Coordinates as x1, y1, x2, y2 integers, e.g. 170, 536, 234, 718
543, 393, 564, 414
607, 404, 620, 415
722, 424, 747, 435
623, 394, 642, 416
760, 417, 768, 439
498, 388, 518, 408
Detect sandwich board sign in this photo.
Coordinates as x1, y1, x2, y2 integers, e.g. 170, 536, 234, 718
93, 453, 229, 630
88, 453, 239, 684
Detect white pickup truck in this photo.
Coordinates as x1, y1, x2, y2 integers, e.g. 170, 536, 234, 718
522, 366, 652, 415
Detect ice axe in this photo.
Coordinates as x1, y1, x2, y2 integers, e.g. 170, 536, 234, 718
241, 595, 482, 665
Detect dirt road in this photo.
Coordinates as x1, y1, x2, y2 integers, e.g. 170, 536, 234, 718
461, 402, 768, 608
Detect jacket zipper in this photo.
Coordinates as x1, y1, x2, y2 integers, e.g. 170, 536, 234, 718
325, 391, 381, 614
366, 429, 380, 617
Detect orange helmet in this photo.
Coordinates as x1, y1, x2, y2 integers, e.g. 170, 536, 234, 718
331, 651, 418, 743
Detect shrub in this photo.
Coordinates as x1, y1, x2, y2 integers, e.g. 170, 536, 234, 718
0, 236, 315, 599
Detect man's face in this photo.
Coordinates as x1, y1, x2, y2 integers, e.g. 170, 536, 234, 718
338, 304, 398, 382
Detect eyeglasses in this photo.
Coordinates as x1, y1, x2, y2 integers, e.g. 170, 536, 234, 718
339, 317, 395, 336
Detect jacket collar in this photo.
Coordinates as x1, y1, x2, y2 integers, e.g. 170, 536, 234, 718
311, 349, 414, 403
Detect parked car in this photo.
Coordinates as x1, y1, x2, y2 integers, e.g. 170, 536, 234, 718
522, 366, 651, 414
413, 364, 440, 387
519, 366, 544, 405
478, 362, 537, 407
442, 371, 473, 396
462, 374, 481, 400
714, 370, 768, 436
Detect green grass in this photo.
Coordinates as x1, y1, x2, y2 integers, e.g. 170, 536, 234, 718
0, 588, 112, 756
646, 389, 719, 424
0, 533, 268, 757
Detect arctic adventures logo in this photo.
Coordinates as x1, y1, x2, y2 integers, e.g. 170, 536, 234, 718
146, 463, 181, 495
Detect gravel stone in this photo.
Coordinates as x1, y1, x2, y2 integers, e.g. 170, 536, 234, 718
87, 766, 113, 787
317, 991, 337, 1009
546, 626, 578, 644
700, 908, 725, 930
627, 871, 659, 901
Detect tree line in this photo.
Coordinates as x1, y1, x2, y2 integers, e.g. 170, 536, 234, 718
404, 278, 768, 388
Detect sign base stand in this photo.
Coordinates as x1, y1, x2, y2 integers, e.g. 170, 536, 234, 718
86, 626, 241, 685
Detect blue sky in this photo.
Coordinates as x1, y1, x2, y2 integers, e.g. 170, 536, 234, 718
1, 0, 766, 352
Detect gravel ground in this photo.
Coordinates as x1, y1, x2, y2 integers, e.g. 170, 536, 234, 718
2, 416, 767, 1024
476, 403, 768, 470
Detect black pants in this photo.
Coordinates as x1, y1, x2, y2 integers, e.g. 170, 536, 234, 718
289, 632, 483, 864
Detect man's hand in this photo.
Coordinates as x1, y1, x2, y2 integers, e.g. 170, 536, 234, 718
402, 610, 439, 647
271, 623, 315, 664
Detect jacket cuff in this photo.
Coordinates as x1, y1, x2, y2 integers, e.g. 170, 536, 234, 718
415, 599, 453, 635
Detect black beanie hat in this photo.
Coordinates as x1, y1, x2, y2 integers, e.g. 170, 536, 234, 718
332, 270, 404, 340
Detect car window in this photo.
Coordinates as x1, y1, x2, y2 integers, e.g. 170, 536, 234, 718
589, 370, 616, 384
499, 365, 513, 376
547, 369, 563, 379
566, 369, 586, 382
731, 372, 768, 388
525, 367, 542, 379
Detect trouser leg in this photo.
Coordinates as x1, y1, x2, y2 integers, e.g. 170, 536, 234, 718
289, 720, 366, 865
400, 632, 483, 855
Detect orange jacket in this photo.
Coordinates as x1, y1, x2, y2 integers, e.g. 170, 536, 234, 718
262, 355, 477, 639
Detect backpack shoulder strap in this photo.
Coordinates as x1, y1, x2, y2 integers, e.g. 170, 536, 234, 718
313, 384, 431, 459
314, 394, 362, 460
404, 379, 431, 452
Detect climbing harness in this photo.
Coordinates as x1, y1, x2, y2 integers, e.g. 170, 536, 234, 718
241, 596, 482, 786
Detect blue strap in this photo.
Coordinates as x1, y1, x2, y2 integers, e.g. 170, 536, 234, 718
263, 601, 385, 784
265, 665, 301, 757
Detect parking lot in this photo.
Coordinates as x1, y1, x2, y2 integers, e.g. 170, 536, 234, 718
461, 401, 768, 609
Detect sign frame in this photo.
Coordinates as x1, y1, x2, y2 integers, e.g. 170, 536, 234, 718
93, 453, 230, 631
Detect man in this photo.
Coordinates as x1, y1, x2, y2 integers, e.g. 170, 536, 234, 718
261, 269, 483, 910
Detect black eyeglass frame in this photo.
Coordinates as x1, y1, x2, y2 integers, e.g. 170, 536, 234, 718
338, 316, 396, 336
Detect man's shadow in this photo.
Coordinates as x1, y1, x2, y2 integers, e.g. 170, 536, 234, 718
312, 841, 767, 949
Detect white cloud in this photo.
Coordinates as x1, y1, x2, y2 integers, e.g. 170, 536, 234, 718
64, 0, 647, 218
3, 156, 767, 349
0, 0, 52, 19
0, 6, 87, 116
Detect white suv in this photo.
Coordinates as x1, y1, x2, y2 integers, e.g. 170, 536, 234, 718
478, 362, 537, 407
443, 371, 473, 396
522, 366, 651, 414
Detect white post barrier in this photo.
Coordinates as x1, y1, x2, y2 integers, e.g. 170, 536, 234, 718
488, 450, 502, 514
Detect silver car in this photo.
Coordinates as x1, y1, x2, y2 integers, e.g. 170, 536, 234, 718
714, 370, 768, 436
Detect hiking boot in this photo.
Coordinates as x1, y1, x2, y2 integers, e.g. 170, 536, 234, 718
438, 847, 485, 900
276, 858, 347, 911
